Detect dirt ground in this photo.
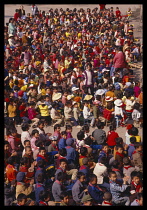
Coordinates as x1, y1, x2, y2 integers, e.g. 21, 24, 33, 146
4, 4, 143, 143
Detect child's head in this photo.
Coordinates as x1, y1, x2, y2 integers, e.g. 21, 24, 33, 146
56, 171, 67, 182
77, 130, 85, 140
133, 102, 140, 111
59, 159, 68, 170
80, 147, 88, 156
130, 127, 139, 136
111, 159, 120, 169
39, 190, 51, 202
50, 136, 58, 145
131, 171, 141, 184
134, 142, 142, 152
89, 174, 97, 185
102, 144, 109, 153
21, 123, 30, 131
4, 141, 9, 151
37, 120, 44, 129
54, 124, 61, 132
81, 194, 93, 206
37, 159, 46, 168
136, 193, 143, 206
77, 172, 86, 183
20, 157, 29, 167
66, 125, 72, 133
99, 156, 108, 165
115, 137, 123, 145
123, 157, 131, 166
103, 192, 112, 202
130, 136, 136, 144
96, 121, 105, 129
31, 129, 39, 138
36, 173, 44, 184
109, 124, 116, 131
82, 124, 89, 133
59, 191, 69, 205
35, 139, 44, 148
84, 136, 93, 146
7, 156, 16, 165
25, 146, 32, 156
82, 157, 89, 166
24, 140, 31, 147
17, 193, 27, 206
109, 171, 117, 182
59, 148, 67, 157
61, 131, 67, 139
38, 147, 46, 156
116, 145, 124, 154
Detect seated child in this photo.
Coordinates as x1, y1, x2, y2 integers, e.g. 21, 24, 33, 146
127, 136, 136, 160
132, 142, 143, 172
109, 171, 130, 206
87, 174, 104, 205
79, 147, 88, 166
80, 194, 93, 206
58, 131, 67, 150
72, 172, 88, 205
59, 191, 70, 206
129, 171, 143, 203
76, 130, 85, 153
102, 192, 113, 206
38, 190, 51, 206
111, 159, 123, 179
130, 193, 143, 206
106, 125, 119, 148
15, 193, 27, 206
48, 136, 58, 152
79, 157, 90, 184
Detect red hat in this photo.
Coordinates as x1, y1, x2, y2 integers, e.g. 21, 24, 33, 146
126, 124, 133, 130
5, 98, 10, 103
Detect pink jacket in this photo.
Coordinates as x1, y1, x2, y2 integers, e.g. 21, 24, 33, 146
8, 135, 18, 153
113, 51, 126, 68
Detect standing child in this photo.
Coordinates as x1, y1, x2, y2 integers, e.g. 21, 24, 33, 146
65, 125, 73, 139
28, 101, 39, 128
106, 125, 119, 149
132, 103, 141, 128
48, 136, 58, 153
76, 130, 85, 152
53, 124, 62, 143
58, 131, 67, 150
72, 102, 81, 128
30, 129, 39, 152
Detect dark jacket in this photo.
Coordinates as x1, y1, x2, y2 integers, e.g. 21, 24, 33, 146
4, 183, 16, 206
35, 183, 45, 204
72, 179, 86, 203
79, 165, 90, 183
87, 182, 104, 204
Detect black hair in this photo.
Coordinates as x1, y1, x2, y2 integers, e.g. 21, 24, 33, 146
24, 139, 30, 145
56, 172, 67, 181
21, 123, 29, 131
77, 130, 85, 140
37, 120, 44, 126
134, 142, 142, 149
7, 156, 16, 165
4, 140, 9, 145
115, 137, 123, 145
96, 121, 105, 129
99, 156, 107, 164
54, 124, 61, 131
61, 131, 67, 136
131, 171, 142, 180
39, 147, 46, 152
77, 171, 85, 179
84, 136, 93, 146
123, 157, 131, 165
39, 190, 51, 201
82, 124, 89, 132
80, 147, 88, 156
130, 136, 136, 144
31, 129, 39, 136
111, 159, 120, 168
103, 192, 112, 202
59, 148, 67, 156
109, 171, 116, 177
37, 159, 46, 168
35, 139, 43, 147
59, 191, 69, 200
37, 173, 44, 183
20, 157, 29, 166
116, 144, 124, 150
131, 127, 139, 136
109, 124, 116, 131
137, 193, 143, 200
89, 174, 97, 182
17, 193, 27, 202
59, 158, 68, 165
65, 125, 72, 130
133, 102, 140, 111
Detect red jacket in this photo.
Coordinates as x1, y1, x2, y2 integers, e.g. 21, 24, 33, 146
107, 131, 119, 146
113, 51, 126, 68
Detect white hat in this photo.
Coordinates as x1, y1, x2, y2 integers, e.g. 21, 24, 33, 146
72, 87, 79, 92
105, 96, 113, 102
95, 89, 105, 95
114, 99, 123, 107
67, 94, 74, 100
8, 34, 14, 38
52, 93, 62, 101
125, 82, 131, 87
44, 69, 49, 73
49, 136, 58, 141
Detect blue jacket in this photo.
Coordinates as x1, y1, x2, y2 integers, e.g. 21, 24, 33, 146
79, 165, 90, 183
35, 183, 45, 203
87, 183, 104, 204
58, 138, 67, 150
72, 179, 86, 203
109, 179, 128, 202
98, 150, 108, 162
65, 146, 76, 163
128, 144, 135, 160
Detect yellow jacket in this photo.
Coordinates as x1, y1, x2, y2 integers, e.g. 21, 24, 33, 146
38, 105, 49, 116
8, 104, 16, 117
16, 182, 33, 198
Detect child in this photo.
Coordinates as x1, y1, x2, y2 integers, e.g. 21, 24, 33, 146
72, 172, 88, 205
56, 148, 67, 169
132, 142, 143, 172
130, 127, 141, 143
79, 157, 90, 183
115, 145, 125, 170
125, 124, 134, 145
53, 124, 62, 143
23, 146, 34, 168
102, 192, 113, 206
48, 136, 58, 152
22, 140, 31, 157
58, 131, 67, 150
72, 102, 81, 127
127, 136, 136, 159
59, 191, 70, 206
38, 190, 51, 206
16, 171, 34, 199
87, 174, 104, 205
65, 138, 77, 167
35, 173, 46, 204
76, 130, 85, 152
83, 100, 95, 127
131, 193, 143, 206
129, 171, 143, 203
111, 160, 123, 179
15, 193, 27, 206
81, 194, 93, 206
65, 125, 73, 139
109, 171, 130, 206
132, 103, 141, 128
106, 125, 119, 148
97, 144, 110, 164
52, 172, 67, 204
5, 156, 18, 183
79, 147, 88, 166
82, 124, 90, 139
21, 123, 31, 147
35, 159, 46, 184
28, 101, 39, 128
4, 179, 16, 206
123, 157, 139, 184
127, 7, 132, 19
30, 129, 39, 152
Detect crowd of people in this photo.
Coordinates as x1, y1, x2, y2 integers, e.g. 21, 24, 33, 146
4, 4, 143, 206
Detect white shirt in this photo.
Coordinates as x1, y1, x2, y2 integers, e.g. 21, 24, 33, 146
83, 106, 91, 119
21, 131, 31, 147
93, 163, 108, 184
125, 99, 135, 111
